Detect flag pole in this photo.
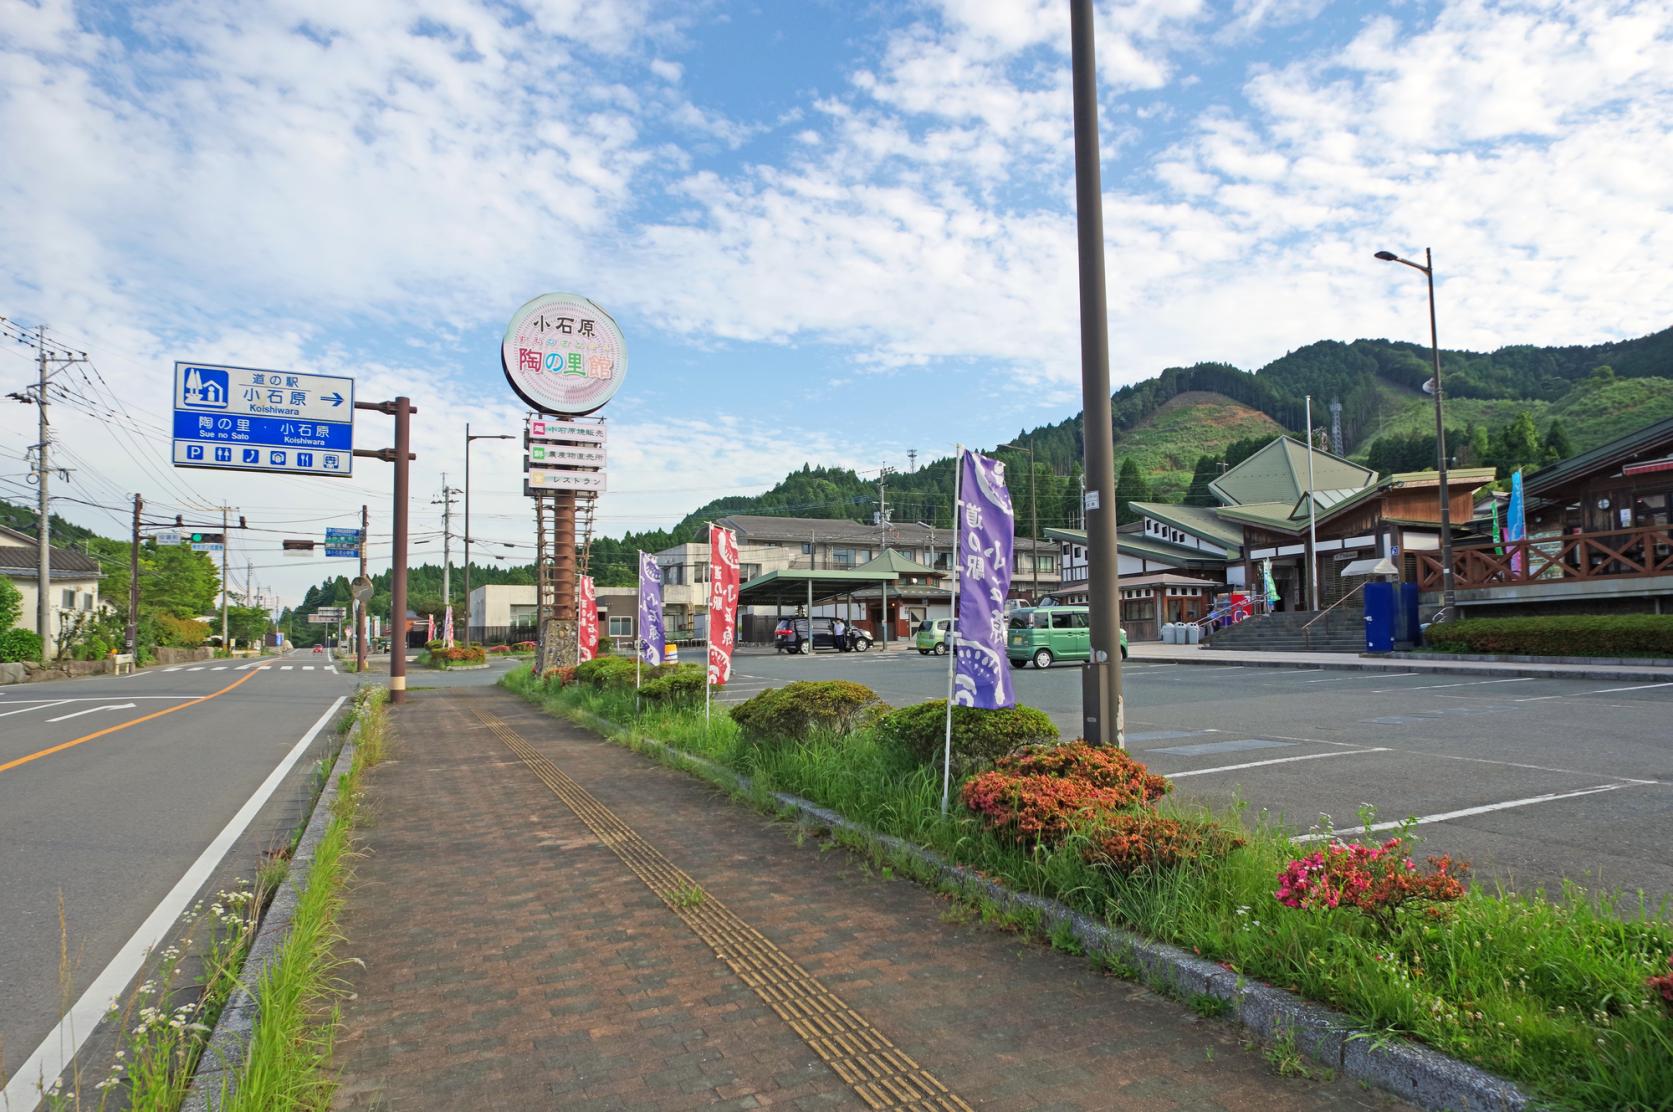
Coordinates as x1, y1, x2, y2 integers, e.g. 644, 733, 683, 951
704, 523, 712, 729
942, 445, 964, 815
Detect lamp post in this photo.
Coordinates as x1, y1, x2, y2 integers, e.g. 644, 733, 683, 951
464, 423, 515, 642
1374, 248, 1456, 618
999, 439, 1041, 601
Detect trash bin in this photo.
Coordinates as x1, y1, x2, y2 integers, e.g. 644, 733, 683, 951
1162, 623, 1178, 645
1185, 623, 1201, 645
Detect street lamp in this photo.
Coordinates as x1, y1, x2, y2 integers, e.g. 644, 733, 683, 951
999, 439, 1042, 601
1373, 247, 1456, 618
464, 422, 515, 642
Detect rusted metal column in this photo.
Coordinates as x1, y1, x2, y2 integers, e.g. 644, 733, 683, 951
549, 491, 578, 667
390, 396, 412, 704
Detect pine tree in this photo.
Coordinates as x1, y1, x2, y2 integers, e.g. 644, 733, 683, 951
1542, 419, 1574, 463
1115, 457, 1150, 524
1184, 455, 1221, 506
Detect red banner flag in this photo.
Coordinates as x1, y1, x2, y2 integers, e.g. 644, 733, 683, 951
578, 575, 599, 662
707, 526, 740, 685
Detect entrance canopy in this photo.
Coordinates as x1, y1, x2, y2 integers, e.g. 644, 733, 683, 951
737, 567, 901, 608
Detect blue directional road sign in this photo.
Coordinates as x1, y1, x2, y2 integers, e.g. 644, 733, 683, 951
172, 362, 354, 477
324, 526, 362, 559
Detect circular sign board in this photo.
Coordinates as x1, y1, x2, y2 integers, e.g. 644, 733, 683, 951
500, 292, 628, 415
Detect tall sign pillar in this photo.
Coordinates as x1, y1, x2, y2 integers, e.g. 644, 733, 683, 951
502, 294, 624, 673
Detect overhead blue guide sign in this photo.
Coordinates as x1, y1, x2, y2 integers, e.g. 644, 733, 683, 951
172, 362, 354, 477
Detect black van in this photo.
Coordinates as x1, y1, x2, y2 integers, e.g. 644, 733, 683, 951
773, 617, 872, 654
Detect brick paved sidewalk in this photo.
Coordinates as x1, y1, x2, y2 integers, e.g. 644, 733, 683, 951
330, 688, 1412, 1110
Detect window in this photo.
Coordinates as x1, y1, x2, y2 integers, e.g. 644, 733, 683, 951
802, 542, 813, 554
1051, 612, 1077, 629
664, 564, 684, 586
740, 563, 762, 581
81, 593, 94, 610
608, 616, 633, 637
832, 546, 857, 567
62, 588, 75, 609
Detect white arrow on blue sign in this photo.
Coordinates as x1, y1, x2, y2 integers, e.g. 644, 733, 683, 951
172, 362, 354, 478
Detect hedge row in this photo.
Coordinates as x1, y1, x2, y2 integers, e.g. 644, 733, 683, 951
1425, 614, 1673, 657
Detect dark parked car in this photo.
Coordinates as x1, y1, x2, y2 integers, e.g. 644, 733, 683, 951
773, 617, 872, 654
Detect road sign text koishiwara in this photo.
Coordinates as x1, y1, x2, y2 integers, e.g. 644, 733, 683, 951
172, 361, 354, 477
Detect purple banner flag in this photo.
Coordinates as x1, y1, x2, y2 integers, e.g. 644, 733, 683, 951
954, 449, 1015, 709
638, 551, 665, 665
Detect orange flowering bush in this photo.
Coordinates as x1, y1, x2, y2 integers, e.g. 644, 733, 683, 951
1081, 813, 1243, 875
960, 742, 1171, 848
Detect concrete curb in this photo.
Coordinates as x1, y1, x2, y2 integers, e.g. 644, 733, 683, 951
1132, 650, 1672, 682
179, 696, 363, 1112
564, 706, 1531, 1112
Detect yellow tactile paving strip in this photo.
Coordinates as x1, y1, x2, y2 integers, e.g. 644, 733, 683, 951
473, 706, 974, 1112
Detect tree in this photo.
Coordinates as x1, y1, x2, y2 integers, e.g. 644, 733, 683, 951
1184, 455, 1222, 506
1115, 457, 1150, 524
0, 576, 21, 631
1542, 419, 1574, 463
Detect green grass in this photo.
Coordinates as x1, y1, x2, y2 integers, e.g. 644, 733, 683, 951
212, 686, 389, 1111
502, 665, 1673, 1111
1112, 392, 1284, 499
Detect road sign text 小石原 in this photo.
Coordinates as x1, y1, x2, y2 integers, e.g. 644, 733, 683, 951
172, 362, 354, 477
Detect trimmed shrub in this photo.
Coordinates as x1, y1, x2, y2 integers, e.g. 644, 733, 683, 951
876, 700, 1058, 774
542, 665, 576, 687
576, 655, 640, 689
0, 627, 43, 663
513, 640, 538, 653
429, 644, 486, 666
1424, 614, 1673, 658
729, 681, 886, 743
486, 644, 511, 654
1081, 813, 1243, 875
425, 638, 445, 651
960, 742, 1171, 848
154, 614, 210, 647
641, 668, 707, 705
1276, 836, 1468, 934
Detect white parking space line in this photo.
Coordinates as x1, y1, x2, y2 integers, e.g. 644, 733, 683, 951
1303, 672, 1417, 683
1164, 747, 1390, 779
1294, 783, 1633, 843
1373, 677, 1533, 693
1581, 681, 1673, 695
0, 700, 73, 718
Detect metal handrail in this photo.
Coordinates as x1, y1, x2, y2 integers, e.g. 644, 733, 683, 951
1300, 580, 1367, 635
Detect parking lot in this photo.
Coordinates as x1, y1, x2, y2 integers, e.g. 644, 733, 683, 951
720, 648, 1673, 901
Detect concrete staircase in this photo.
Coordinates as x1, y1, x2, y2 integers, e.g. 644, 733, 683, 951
1204, 607, 1367, 653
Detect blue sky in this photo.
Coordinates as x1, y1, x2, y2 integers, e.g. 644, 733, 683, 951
2, 0, 1670, 607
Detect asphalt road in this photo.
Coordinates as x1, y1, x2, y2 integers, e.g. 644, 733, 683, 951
719, 648, 1673, 902
0, 650, 356, 1106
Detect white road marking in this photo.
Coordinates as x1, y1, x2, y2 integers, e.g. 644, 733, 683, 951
303, 666, 316, 671
1581, 681, 1673, 695
1165, 748, 1390, 779
187, 667, 206, 672
0, 700, 73, 718
281, 665, 294, 671
164, 667, 184, 672
211, 666, 228, 671
1303, 672, 1417, 683
326, 666, 336, 673
1373, 677, 1533, 693
2, 696, 347, 1111
45, 702, 138, 723
1293, 783, 1633, 843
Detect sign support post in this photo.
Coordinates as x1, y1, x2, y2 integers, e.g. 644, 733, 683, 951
353, 398, 416, 704
358, 504, 369, 674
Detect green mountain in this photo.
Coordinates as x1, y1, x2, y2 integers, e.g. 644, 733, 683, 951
298, 326, 1673, 596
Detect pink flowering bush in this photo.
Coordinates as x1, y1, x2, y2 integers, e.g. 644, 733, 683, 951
1275, 836, 1467, 933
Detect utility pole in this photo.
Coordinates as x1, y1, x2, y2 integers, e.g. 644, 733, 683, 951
357, 503, 369, 673
221, 507, 230, 652
127, 493, 142, 654
1070, 0, 1125, 747
433, 477, 461, 633
8, 322, 87, 661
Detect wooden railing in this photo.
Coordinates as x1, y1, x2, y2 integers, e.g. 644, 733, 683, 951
1413, 524, 1673, 591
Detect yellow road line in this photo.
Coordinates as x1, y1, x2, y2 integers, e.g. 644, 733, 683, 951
0, 669, 264, 777
473, 705, 974, 1112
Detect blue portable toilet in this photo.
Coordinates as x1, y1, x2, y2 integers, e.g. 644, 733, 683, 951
1363, 580, 1395, 653
1399, 582, 1421, 646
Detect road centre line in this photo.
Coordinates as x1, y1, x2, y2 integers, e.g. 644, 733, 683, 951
0, 695, 347, 1111
0, 668, 264, 777
1163, 748, 1391, 779
1373, 677, 1533, 693
1294, 783, 1633, 843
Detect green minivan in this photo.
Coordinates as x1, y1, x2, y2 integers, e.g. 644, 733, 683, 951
1006, 605, 1128, 668
915, 618, 952, 655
